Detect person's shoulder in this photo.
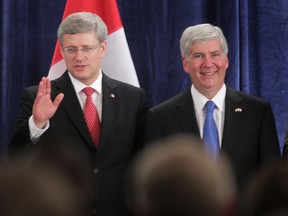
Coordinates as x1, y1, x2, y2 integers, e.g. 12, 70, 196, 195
23, 85, 38, 97
151, 90, 191, 111
227, 87, 270, 105
25, 85, 38, 91
103, 73, 145, 93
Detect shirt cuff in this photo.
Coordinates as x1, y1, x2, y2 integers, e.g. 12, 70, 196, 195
29, 115, 49, 142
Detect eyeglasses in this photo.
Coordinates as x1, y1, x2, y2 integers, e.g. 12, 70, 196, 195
63, 43, 101, 54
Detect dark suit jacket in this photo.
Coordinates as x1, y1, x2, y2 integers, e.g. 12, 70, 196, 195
145, 87, 281, 189
282, 126, 288, 159
9, 71, 148, 216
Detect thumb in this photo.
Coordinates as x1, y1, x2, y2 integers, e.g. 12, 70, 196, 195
53, 93, 64, 108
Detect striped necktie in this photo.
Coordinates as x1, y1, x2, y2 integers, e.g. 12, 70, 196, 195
82, 87, 100, 148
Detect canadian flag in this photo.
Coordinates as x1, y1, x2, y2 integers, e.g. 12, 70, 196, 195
48, 0, 139, 87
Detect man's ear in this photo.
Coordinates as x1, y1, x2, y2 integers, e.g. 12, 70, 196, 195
182, 57, 190, 74
99, 41, 107, 59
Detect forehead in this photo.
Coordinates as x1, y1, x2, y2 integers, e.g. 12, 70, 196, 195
62, 31, 98, 46
191, 39, 222, 52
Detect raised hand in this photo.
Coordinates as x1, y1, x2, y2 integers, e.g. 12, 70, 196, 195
32, 77, 64, 129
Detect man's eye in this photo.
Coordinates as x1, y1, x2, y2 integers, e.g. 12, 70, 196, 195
82, 47, 92, 52
193, 54, 203, 59
211, 52, 221, 58
67, 47, 76, 52
64, 47, 77, 53
64, 45, 98, 54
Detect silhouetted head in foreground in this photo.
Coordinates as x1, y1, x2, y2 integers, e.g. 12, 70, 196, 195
130, 134, 238, 216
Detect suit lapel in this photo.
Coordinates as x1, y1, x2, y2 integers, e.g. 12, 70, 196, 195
222, 88, 245, 149
98, 74, 119, 151
173, 90, 200, 136
52, 72, 93, 147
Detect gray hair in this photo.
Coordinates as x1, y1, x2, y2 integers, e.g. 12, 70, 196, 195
180, 23, 228, 58
57, 12, 108, 46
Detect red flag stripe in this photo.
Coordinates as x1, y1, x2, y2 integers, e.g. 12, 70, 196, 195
62, 0, 123, 34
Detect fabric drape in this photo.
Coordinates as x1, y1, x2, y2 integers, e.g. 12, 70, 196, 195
1, 0, 288, 155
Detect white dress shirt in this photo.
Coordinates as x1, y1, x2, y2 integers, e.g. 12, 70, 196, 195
191, 84, 226, 147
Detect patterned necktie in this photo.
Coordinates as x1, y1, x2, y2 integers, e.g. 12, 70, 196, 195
82, 87, 100, 148
203, 100, 219, 157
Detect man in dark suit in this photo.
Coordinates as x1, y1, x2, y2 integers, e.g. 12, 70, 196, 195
9, 12, 147, 216
144, 23, 281, 189
282, 126, 288, 159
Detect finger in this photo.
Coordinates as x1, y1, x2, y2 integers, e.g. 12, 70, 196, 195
36, 77, 46, 97
45, 77, 51, 94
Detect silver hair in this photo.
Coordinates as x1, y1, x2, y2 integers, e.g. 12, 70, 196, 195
57, 12, 108, 46
180, 23, 228, 58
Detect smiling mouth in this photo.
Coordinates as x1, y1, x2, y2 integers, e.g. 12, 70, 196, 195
200, 71, 217, 76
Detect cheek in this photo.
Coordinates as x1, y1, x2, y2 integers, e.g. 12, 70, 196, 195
216, 60, 228, 70
184, 64, 198, 75
220, 57, 229, 69
184, 60, 200, 72
63, 56, 72, 66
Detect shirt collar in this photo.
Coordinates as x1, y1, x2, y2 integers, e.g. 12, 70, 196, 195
68, 70, 103, 95
191, 84, 226, 114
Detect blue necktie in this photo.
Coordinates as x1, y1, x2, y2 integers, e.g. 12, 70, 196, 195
203, 100, 219, 157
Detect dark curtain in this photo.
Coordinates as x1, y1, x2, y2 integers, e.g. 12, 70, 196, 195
1, 0, 288, 156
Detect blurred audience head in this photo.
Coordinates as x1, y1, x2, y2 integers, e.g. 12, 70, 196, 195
3, 142, 93, 216
0, 163, 81, 216
130, 134, 237, 216
240, 160, 288, 216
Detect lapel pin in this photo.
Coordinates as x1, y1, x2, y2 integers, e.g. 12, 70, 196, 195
235, 108, 242, 112
110, 93, 115, 98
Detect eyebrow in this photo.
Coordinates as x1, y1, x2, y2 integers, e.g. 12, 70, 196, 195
192, 50, 222, 55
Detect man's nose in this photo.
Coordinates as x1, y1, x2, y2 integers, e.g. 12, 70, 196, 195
202, 56, 213, 66
74, 50, 85, 60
